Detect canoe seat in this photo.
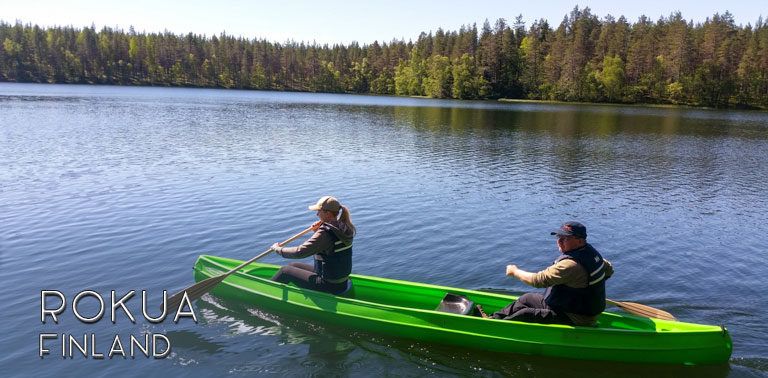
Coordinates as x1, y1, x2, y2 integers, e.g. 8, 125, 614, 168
435, 293, 474, 315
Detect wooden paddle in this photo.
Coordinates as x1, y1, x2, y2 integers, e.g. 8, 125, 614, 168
606, 298, 677, 321
166, 225, 315, 311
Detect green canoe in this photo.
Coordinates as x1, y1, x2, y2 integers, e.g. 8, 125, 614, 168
193, 255, 732, 365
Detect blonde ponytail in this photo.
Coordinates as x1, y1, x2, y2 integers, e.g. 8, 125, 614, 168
338, 205, 356, 236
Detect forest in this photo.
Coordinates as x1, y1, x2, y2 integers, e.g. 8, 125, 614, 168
1, 7, 766, 108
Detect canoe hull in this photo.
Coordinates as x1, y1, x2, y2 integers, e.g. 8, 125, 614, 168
193, 255, 732, 365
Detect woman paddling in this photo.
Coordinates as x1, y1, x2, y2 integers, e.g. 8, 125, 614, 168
270, 196, 356, 295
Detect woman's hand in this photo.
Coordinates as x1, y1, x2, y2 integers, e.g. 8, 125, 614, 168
270, 242, 282, 255
311, 220, 323, 231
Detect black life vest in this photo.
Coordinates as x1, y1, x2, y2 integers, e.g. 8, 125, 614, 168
313, 225, 353, 284
544, 243, 607, 316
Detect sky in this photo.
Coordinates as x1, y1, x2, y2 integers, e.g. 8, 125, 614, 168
2, 0, 765, 45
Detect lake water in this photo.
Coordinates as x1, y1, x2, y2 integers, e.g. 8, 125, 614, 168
1, 83, 767, 377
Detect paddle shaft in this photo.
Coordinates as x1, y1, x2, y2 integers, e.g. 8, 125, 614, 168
225, 225, 315, 276
166, 225, 314, 310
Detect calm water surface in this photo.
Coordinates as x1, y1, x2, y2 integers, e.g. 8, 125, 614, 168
1, 83, 767, 377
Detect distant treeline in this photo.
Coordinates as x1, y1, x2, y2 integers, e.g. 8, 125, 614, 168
1, 7, 766, 108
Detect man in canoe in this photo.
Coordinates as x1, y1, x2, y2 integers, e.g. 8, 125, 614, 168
489, 221, 613, 326
270, 196, 356, 295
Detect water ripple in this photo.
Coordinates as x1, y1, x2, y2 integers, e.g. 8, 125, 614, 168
1, 83, 767, 377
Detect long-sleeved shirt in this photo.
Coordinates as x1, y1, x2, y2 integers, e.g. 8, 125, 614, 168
519, 258, 614, 326
275, 219, 353, 259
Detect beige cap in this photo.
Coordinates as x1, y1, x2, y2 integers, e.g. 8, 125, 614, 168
308, 196, 341, 212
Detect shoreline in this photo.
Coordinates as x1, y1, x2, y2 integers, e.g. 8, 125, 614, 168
1, 80, 765, 112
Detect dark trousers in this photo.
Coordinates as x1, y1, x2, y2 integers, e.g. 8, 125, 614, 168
491, 292, 573, 325
271, 262, 348, 295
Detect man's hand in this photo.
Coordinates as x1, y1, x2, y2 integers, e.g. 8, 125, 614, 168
506, 264, 518, 278
270, 242, 282, 255
311, 220, 323, 231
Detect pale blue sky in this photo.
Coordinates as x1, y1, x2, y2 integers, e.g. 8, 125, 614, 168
2, 0, 764, 44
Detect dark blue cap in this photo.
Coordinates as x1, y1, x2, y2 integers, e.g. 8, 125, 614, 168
551, 221, 587, 239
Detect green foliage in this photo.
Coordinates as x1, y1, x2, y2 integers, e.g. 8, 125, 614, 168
3, 38, 21, 55
394, 60, 413, 95
423, 55, 452, 98
691, 60, 733, 107
452, 53, 487, 99
310, 61, 341, 92
406, 49, 426, 95
348, 58, 372, 93
250, 61, 267, 89
370, 69, 395, 94
595, 55, 625, 101
0, 14, 765, 108
667, 81, 685, 103
393, 50, 427, 96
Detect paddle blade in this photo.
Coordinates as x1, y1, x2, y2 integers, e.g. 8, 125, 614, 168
166, 275, 226, 311
607, 299, 677, 321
